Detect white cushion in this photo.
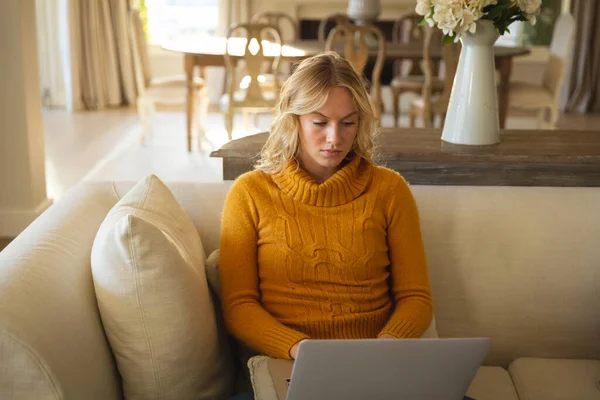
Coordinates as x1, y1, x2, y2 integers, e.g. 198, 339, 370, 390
91, 174, 233, 399
466, 366, 519, 400
509, 357, 600, 400
206, 248, 221, 298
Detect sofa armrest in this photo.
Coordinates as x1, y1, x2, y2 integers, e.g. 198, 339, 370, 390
0, 182, 123, 399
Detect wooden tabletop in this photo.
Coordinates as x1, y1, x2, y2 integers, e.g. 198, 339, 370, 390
210, 129, 600, 186
163, 39, 530, 61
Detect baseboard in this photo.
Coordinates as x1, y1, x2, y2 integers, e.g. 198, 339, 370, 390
0, 198, 54, 237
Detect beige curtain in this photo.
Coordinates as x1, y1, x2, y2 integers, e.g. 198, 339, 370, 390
220, 0, 251, 34
65, 0, 136, 110
561, 0, 600, 113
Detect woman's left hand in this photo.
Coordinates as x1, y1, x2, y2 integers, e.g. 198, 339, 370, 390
378, 333, 396, 339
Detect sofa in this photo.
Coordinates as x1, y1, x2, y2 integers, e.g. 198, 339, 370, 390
1, 179, 599, 400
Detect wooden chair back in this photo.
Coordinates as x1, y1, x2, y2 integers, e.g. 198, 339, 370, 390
326, 22, 386, 118
224, 23, 282, 109
250, 12, 298, 41
318, 13, 352, 43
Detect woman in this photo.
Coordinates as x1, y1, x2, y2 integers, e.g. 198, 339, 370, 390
220, 52, 434, 397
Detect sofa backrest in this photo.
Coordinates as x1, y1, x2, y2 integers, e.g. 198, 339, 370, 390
1, 180, 599, 399
117, 182, 599, 367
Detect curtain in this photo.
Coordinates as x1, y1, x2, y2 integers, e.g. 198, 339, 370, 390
36, 0, 66, 108
560, 0, 600, 113
62, 0, 137, 111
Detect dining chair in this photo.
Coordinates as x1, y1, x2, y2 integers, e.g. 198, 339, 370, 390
507, 13, 576, 129
390, 12, 444, 127
249, 12, 298, 89
408, 26, 461, 128
318, 13, 352, 43
250, 12, 299, 40
221, 23, 282, 140
325, 22, 386, 120
128, 9, 209, 151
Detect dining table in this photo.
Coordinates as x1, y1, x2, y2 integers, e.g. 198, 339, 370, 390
162, 38, 530, 151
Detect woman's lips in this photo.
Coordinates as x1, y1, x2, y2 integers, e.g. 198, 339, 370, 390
321, 150, 342, 158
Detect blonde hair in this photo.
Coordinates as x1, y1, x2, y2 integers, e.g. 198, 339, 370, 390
254, 51, 378, 174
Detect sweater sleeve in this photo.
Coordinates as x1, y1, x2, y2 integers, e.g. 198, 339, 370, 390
219, 177, 309, 359
378, 177, 433, 338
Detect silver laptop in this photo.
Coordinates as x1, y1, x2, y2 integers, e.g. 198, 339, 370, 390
281, 338, 490, 400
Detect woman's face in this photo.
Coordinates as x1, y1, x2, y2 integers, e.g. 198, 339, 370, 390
297, 87, 359, 183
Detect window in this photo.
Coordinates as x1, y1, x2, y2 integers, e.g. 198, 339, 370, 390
522, 0, 563, 46
495, 0, 565, 47
142, 0, 219, 45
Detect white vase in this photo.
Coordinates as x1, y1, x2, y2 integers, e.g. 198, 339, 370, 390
347, 0, 380, 25
441, 20, 500, 146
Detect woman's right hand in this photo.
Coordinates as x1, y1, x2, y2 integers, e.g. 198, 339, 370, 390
289, 339, 308, 359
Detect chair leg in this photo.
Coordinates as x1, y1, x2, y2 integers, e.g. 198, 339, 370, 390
409, 105, 417, 128
195, 87, 209, 150
536, 108, 546, 129
225, 110, 234, 141
391, 87, 400, 128
138, 100, 155, 146
243, 110, 251, 131
548, 107, 559, 129
440, 112, 447, 129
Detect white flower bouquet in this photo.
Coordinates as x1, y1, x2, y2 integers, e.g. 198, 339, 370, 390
416, 0, 542, 43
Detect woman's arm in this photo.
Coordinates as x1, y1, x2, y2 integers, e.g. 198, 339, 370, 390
220, 178, 309, 359
378, 178, 433, 338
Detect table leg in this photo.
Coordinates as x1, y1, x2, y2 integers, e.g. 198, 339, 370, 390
497, 57, 512, 129
185, 55, 196, 152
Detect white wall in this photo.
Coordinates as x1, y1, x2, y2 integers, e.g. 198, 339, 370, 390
35, 0, 66, 108
0, 0, 52, 237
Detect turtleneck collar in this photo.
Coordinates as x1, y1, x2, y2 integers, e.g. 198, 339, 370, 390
271, 156, 373, 207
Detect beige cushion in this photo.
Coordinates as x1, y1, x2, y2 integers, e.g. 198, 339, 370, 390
508, 81, 554, 109
0, 333, 61, 399
248, 355, 517, 400
467, 367, 519, 400
206, 248, 221, 298
509, 357, 600, 400
91, 174, 233, 399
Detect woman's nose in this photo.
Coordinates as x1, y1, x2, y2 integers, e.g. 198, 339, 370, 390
326, 124, 341, 145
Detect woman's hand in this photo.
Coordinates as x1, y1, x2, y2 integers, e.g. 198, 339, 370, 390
378, 333, 396, 339
289, 339, 308, 359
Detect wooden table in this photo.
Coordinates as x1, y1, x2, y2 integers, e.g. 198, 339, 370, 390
210, 129, 600, 187
163, 39, 529, 151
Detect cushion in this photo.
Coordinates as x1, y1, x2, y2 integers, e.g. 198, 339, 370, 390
206, 248, 221, 298
91, 174, 233, 399
248, 356, 517, 400
466, 366, 519, 400
509, 357, 600, 400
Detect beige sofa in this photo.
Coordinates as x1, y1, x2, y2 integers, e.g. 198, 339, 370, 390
1, 180, 599, 400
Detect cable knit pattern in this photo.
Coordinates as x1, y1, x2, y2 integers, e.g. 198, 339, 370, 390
219, 156, 433, 359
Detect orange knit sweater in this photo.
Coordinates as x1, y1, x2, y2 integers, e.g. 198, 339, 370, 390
219, 156, 433, 360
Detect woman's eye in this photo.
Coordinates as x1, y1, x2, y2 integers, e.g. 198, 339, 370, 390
342, 121, 356, 127
312, 121, 327, 127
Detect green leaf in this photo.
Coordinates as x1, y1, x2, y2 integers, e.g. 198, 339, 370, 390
442, 34, 456, 45
418, 18, 428, 27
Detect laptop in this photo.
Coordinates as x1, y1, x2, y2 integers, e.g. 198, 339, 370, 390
267, 338, 491, 400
